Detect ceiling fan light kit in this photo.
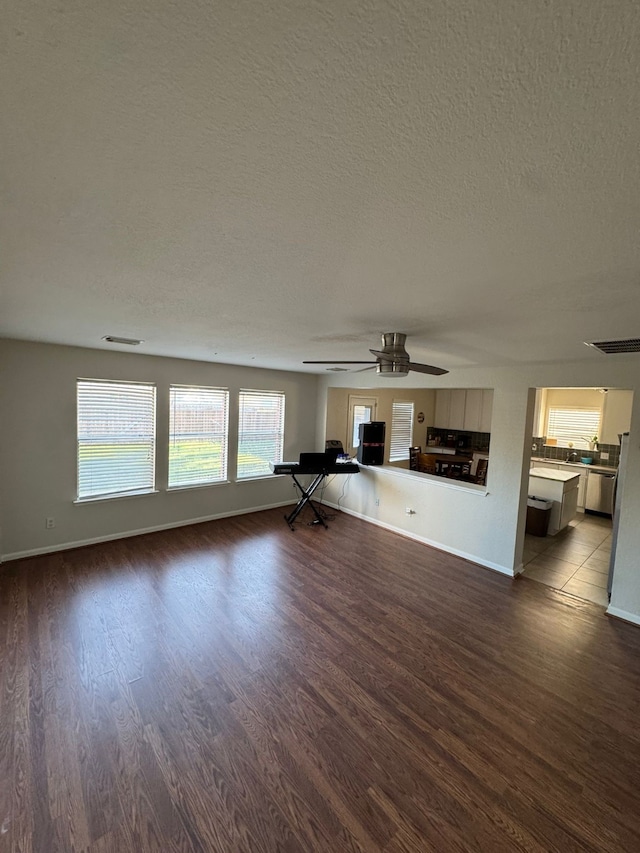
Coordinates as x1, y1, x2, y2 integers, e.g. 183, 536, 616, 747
303, 332, 448, 377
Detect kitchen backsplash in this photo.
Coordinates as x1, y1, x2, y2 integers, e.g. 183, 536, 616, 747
532, 437, 620, 468
427, 427, 491, 453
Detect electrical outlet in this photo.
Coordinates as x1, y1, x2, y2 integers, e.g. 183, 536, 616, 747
405, 507, 415, 515
45, 517, 55, 529
600, 452, 609, 460
375, 497, 380, 506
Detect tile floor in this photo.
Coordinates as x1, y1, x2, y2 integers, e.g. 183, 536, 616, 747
521, 512, 612, 606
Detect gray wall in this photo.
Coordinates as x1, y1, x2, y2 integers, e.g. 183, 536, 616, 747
0, 339, 318, 558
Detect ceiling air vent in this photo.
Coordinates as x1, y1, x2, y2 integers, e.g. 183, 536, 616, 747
102, 335, 143, 346
585, 338, 640, 354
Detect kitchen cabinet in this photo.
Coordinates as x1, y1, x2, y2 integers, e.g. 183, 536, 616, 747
530, 460, 588, 509
564, 464, 588, 510
434, 389, 451, 428
600, 390, 633, 445
480, 390, 494, 432
529, 468, 580, 535
434, 389, 493, 432
450, 390, 466, 430
463, 390, 482, 431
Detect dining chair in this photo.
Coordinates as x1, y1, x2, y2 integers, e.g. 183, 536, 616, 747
409, 446, 422, 470
418, 453, 437, 474
474, 458, 488, 485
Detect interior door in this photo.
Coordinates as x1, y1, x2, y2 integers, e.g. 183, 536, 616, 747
347, 396, 377, 456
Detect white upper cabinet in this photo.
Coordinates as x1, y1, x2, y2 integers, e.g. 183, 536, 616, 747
434, 389, 451, 428
463, 389, 482, 431
450, 390, 466, 430
480, 390, 494, 433
600, 390, 633, 444
434, 389, 493, 432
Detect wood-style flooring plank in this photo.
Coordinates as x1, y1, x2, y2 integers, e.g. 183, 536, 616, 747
2, 508, 640, 852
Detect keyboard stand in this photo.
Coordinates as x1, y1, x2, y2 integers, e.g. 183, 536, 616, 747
285, 472, 329, 530
270, 459, 358, 530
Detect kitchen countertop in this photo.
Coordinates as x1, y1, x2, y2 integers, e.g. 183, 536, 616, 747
531, 457, 616, 473
530, 467, 581, 483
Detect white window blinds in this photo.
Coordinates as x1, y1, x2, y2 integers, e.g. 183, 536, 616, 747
389, 401, 414, 461
77, 379, 156, 500
546, 407, 601, 450
237, 390, 285, 479
169, 385, 229, 488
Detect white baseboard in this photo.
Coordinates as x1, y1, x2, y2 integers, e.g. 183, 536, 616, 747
327, 502, 515, 577
1, 500, 295, 563
606, 605, 640, 627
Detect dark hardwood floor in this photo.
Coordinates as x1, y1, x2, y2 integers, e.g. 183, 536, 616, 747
2, 507, 640, 852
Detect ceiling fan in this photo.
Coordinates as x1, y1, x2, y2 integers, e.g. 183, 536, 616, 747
303, 332, 448, 377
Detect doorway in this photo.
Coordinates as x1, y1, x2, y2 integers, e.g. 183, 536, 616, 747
519, 385, 630, 607
521, 513, 612, 606
347, 395, 377, 457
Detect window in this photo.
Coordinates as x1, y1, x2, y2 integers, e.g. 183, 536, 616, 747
77, 379, 156, 500
389, 400, 414, 461
168, 385, 229, 488
348, 396, 377, 452
546, 407, 601, 450
352, 405, 371, 448
237, 390, 285, 479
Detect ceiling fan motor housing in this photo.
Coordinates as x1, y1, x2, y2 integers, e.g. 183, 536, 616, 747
377, 361, 409, 376
380, 332, 409, 359
375, 332, 410, 375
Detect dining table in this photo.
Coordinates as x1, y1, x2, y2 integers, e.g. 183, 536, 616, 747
433, 454, 472, 478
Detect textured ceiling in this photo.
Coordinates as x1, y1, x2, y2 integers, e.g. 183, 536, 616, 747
2, 0, 640, 374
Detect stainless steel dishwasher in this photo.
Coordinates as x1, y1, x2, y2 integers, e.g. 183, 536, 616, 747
585, 470, 616, 515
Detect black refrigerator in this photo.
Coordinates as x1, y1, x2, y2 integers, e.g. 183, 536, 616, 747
607, 432, 629, 600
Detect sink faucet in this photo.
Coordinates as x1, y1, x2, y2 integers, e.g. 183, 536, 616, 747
566, 451, 578, 462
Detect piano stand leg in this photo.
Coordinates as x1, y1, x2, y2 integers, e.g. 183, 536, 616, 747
285, 473, 328, 530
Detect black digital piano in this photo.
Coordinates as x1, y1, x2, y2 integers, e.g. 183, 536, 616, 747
270, 453, 359, 529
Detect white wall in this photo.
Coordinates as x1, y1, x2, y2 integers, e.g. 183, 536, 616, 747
0, 339, 318, 559
318, 362, 640, 625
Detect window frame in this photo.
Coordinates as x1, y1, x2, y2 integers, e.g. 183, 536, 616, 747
76, 378, 157, 502
237, 389, 286, 480
168, 384, 230, 490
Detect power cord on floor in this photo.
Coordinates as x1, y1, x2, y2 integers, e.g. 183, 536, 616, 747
308, 474, 336, 524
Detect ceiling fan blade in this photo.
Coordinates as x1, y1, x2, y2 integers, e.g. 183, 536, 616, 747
369, 349, 396, 361
408, 361, 449, 376
353, 365, 378, 373
303, 360, 378, 364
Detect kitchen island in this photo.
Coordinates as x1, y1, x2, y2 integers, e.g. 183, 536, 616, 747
529, 467, 580, 535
